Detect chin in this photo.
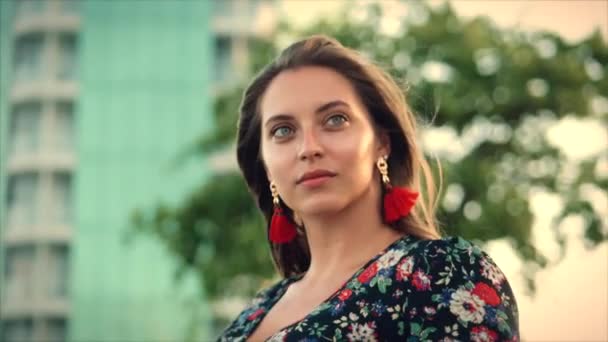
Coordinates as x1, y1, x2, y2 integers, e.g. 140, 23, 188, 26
296, 195, 348, 216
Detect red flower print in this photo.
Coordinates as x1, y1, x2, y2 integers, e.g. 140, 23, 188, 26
357, 262, 378, 284
396, 256, 414, 281
472, 282, 501, 306
247, 308, 264, 321
338, 288, 353, 301
412, 270, 432, 291
423, 306, 437, 316
471, 326, 498, 342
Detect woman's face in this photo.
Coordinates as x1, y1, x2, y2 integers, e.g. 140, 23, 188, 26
259, 66, 388, 217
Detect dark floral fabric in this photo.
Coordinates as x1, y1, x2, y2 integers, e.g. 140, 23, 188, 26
218, 235, 519, 341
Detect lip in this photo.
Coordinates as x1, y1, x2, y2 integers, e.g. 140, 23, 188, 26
296, 169, 337, 186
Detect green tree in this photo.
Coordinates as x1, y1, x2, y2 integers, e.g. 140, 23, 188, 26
131, 2, 607, 308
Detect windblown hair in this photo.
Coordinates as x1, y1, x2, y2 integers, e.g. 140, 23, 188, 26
236, 35, 441, 278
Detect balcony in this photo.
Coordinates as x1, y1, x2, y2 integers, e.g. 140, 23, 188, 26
10, 80, 78, 105
14, 7, 80, 36
7, 151, 76, 174
1, 296, 69, 320
2, 223, 72, 246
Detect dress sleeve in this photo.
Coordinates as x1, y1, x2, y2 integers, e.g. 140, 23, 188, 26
395, 237, 519, 341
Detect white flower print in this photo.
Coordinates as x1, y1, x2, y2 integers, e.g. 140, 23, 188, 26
438, 337, 457, 342
377, 249, 405, 270
347, 322, 378, 342
294, 320, 308, 332
386, 304, 402, 320
501, 291, 511, 306
396, 256, 415, 281
436, 265, 454, 285
449, 288, 486, 324
266, 329, 288, 342
335, 312, 360, 328
444, 323, 459, 337
250, 297, 264, 307
334, 316, 349, 328
481, 257, 505, 287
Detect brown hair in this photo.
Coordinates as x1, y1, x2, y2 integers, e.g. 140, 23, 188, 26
236, 35, 441, 278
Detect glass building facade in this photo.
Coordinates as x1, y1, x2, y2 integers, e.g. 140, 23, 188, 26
0, 0, 268, 340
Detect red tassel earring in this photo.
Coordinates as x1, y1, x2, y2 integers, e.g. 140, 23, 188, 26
269, 181, 297, 243
377, 156, 419, 223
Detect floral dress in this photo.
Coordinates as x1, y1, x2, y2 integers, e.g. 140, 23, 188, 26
217, 235, 519, 341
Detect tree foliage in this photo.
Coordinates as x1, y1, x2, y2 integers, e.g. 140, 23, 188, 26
131, 2, 607, 301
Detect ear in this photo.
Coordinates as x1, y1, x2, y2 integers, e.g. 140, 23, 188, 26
376, 131, 391, 159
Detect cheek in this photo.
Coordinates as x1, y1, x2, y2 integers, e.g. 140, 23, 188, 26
261, 139, 294, 186
331, 131, 377, 174
261, 142, 278, 176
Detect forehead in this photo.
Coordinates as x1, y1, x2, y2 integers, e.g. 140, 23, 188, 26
260, 66, 363, 118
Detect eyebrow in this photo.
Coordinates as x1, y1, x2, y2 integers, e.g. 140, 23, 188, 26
263, 100, 351, 128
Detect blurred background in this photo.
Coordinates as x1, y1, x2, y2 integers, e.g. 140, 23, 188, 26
0, 0, 606, 341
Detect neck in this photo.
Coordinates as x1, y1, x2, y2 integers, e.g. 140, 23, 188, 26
299, 185, 404, 283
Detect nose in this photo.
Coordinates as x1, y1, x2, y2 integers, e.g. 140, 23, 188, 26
298, 128, 323, 161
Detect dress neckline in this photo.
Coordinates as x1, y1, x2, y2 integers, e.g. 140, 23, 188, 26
248, 234, 413, 341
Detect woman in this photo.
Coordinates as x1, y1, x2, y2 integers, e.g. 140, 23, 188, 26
218, 35, 519, 341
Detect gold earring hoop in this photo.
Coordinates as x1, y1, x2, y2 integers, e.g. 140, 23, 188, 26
376, 156, 391, 187
270, 181, 280, 206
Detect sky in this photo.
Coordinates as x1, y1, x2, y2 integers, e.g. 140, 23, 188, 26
277, 1, 608, 340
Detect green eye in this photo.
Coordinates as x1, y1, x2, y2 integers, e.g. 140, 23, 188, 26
272, 126, 293, 138
326, 114, 347, 127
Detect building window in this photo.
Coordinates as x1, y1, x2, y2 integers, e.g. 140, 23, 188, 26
58, 0, 80, 14
57, 34, 77, 80
14, 34, 44, 82
4, 246, 35, 303
1, 319, 34, 342
46, 318, 67, 342
14, 0, 45, 17
50, 172, 72, 225
7, 173, 39, 227
47, 245, 69, 299
10, 102, 41, 155
54, 102, 75, 153
213, 36, 233, 84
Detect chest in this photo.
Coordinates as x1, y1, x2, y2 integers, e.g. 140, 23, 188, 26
248, 296, 404, 342
247, 286, 338, 341
246, 285, 408, 342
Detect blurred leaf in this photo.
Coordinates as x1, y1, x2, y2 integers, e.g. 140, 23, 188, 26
131, 1, 607, 303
